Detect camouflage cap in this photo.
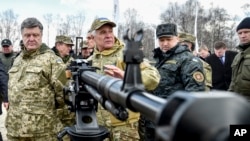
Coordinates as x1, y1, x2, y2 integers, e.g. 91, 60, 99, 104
90, 17, 116, 31
55, 35, 74, 46
80, 40, 88, 49
179, 32, 196, 44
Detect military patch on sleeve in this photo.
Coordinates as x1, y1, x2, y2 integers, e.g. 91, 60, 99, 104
56, 59, 63, 63
165, 60, 177, 64
192, 58, 199, 62
193, 71, 204, 82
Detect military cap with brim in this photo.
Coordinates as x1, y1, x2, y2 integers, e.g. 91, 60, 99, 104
56, 35, 74, 46
90, 17, 116, 31
179, 32, 196, 44
80, 40, 88, 49
1, 39, 12, 46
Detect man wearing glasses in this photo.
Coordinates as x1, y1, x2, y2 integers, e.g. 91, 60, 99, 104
0, 39, 17, 72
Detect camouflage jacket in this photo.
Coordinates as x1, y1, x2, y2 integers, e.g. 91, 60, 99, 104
6, 43, 67, 137
91, 37, 160, 126
229, 43, 250, 99
152, 45, 205, 99
92, 37, 160, 91
51, 46, 74, 66
200, 58, 212, 91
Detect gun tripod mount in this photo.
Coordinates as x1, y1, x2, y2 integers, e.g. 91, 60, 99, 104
57, 60, 109, 141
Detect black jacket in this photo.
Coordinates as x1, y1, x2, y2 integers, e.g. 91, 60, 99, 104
0, 59, 8, 115
205, 50, 237, 90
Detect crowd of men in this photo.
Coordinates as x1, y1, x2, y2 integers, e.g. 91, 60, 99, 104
0, 16, 249, 141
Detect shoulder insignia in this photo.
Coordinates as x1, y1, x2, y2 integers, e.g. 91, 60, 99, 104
192, 58, 199, 62
245, 54, 250, 59
193, 71, 204, 82
165, 60, 177, 64
56, 59, 63, 63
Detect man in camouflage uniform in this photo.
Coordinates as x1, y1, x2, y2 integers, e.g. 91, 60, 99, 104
52, 35, 75, 66
78, 40, 92, 59
229, 17, 250, 100
89, 17, 160, 141
52, 35, 75, 141
139, 23, 206, 141
179, 32, 212, 91
5, 17, 67, 141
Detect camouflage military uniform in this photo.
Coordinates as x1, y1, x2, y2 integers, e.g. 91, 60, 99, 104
5, 44, 67, 140
91, 37, 160, 141
229, 44, 250, 100
52, 35, 76, 141
178, 32, 212, 91
139, 45, 206, 141
152, 45, 205, 98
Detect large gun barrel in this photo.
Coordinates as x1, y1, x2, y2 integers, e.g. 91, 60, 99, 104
81, 70, 250, 141
81, 70, 166, 123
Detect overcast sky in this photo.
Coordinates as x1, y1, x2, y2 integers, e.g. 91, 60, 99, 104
0, 0, 248, 47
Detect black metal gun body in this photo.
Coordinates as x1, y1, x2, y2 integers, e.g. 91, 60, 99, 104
58, 30, 250, 141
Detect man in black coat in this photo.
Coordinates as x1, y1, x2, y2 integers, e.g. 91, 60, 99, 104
205, 41, 237, 90
0, 58, 8, 141
0, 58, 8, 114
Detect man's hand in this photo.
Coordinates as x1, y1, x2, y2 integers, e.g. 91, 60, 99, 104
3, 102, 9, 110
104, 65, 124, 79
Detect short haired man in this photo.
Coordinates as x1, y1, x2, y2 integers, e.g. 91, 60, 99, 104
86, 30, 95, 55
5, 17, 67, 140
89, 17, 160, 140
206, 41, 237, 90
139, 23, 206, 141
0, 39, 17, 72
229, 17, 250, 100
199, 45, 210, 60
153, 24, 205, 97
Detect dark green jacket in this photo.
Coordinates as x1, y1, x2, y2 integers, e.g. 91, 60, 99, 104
229, 43, 250, 99
152, 44, 205, 98
0, 52, 17, 72
0, 58, 8, 102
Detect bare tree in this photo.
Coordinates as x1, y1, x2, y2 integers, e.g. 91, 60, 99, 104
159, 0, 238, 52
242, 3, 250, 16
0, 9, 19, 48
55, 11, 85, 43
70, 11, 85, 37
43, 13, 53, 45
119, 8, 155, 60
160, 2, 180, 24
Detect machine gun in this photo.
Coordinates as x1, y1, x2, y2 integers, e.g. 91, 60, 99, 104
58, 29, 250, 141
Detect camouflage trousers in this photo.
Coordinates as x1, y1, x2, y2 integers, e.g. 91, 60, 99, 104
7, 134, 57, 141
56, 105, 76, 141
97, 104, 140, 141
107, 122, 140, 141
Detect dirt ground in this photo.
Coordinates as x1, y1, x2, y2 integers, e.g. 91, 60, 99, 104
0, 108, 7, 141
